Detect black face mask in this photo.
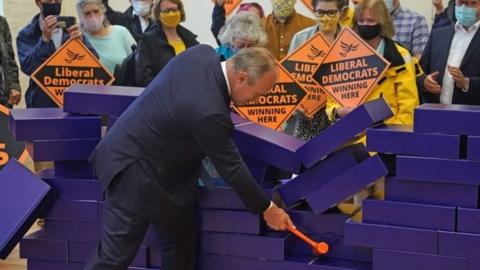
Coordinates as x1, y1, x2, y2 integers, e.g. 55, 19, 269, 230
357, 24, 381, 40
42, 3, 61, 17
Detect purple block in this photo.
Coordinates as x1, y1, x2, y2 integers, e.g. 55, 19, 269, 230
54, 161, 95, 179
9, 108, 101, 141
233, 121, 304, 173
414, 103, 480, 135
287, 206, 349, 236
198, 182, 275, 210
0, 159, 53, 259
242, 156, 270, 183
201, 232, 288, 261
38, 169, 102, 201
63, 85, 144, 116
384, 176, 478, 208
200, 209, 260, 234
286, 234, 372, 263
305, 155, 388, 214
141, 225, 161, 248
27, 260, 83, 270
297, 98, 393, 169
19, 231, 67, 262
43, 221, 101, 242
362, 199, 456, 231
149, 247, 162, 268
231, 112, 251, 125
439, 231, 480, 258
107, 115, 118, 130
26, 138, 100, 162
467, 136, 480, 161
278, 144, 368, 206
366, 124, 460, 159
397, 155, 480, 185
68, 241, 147, 267
345, 219, 438, 254
373, 249, 468, 270
458, 208, 480, 234
43, 200, 99, 222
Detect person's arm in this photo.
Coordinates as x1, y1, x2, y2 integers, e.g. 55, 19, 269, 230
16, 25, 56, 76
411, 15, 429, 60
134, 37, 154, 87
391, 63, 419, 125
1, 17, 21, 104
211, 0, 226, 45
102, 0, 126, 26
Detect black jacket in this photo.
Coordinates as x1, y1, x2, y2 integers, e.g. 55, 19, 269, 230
90, 45, 270, 214
102, 0, 153, 41
135, 22, 198, 87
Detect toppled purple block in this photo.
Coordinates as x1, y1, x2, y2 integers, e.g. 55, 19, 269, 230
44, 199, 100, 223
362, 199, 456, 231
305, 155, 388, 214
296, 98, 393, 169
242, 156, 269, 183
199, 209, 260, 234
231, 112, 251, 125
467, 136, 480, 161
0, 159, 53, 259
373, 249, 468, 270
54, 161, 95, 179
397, 155, 480, 185
63, 85, 144, 116
439, 231, 480, 258
366, 124, 460, 159
27, 260, 83, 270
414, 103, 480, 135
201, 232, 289, 261
68, 241, 147, 267
278, 144, 368, 206
345, 219, 438, 254
9, 108, 101, 141
384, 176, 478, 208
43, 221, 101, 242
19, 231, 67, 262
457, 208, 480, 234
38, 169, 102, 201
26, 138, 100, 162
287, 206, 349, 236
233, 121, 304, 173
149, 247, 162, 268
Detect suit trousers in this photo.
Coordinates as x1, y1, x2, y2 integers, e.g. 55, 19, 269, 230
83, 160, 197, 270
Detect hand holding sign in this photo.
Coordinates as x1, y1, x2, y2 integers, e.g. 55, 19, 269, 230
41, 15, 58, 42
67, 24, 83, 41
424, 71, 442, 95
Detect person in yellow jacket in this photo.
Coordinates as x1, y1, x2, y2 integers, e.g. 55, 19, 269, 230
326, 0, 419, 132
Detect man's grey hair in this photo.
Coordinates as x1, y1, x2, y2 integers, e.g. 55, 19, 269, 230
76, 0, 109, 27
228, 47, 277, 84
218, 12, 267, 47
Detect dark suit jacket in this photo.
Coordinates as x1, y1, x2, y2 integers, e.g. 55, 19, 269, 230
90, 45, 270, 214
419, 25, 480, 105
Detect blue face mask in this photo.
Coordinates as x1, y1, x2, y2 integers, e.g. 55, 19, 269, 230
455, 4, 479, 27
384, 0, 394, 13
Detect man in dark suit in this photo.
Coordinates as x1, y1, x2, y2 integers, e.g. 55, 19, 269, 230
84, 45, 294, 270
419, 0, 480, 105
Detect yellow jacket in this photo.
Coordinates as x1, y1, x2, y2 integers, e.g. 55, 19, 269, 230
339, 7, 355, 28
326, 38, 420, 127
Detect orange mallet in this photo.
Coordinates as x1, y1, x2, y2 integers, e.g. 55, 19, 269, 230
287, 225, 329, 255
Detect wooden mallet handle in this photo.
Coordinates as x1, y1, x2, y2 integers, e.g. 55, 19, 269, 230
287, 225, 329, 255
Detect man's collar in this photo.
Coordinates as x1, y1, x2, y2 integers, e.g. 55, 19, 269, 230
221, 61, 231, 96
455, 20, 480, 32
391, 5, 402, 17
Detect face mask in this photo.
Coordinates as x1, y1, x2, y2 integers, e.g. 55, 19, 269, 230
455, 4, 479, 28
42, 3, 61, 17
160, 11, 181, 28
83, 15, 104, 32
272, 0, 295, 21
357, 24, 382, 40
318, 15, 338, 33
384, 0, 394, 13
132, 1, 151, 16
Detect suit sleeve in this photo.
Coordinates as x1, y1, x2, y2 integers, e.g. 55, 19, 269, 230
191, 114, 271, 214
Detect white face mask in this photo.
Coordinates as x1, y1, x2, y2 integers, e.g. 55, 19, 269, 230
132, 1, 151, 16
84, 15, 104, 33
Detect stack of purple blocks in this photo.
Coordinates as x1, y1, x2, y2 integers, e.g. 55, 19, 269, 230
345, 103, 480, 270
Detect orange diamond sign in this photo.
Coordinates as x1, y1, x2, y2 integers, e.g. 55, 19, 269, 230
31, 38, 114, 107
0, 105, 28, 171
233, 63, 307, 130
301, 0, 314, 11
281, 32, 331, 118
313, 28, 390, 108
211, 0, 243, 16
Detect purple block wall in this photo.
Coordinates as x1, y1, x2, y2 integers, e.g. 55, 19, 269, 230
26, 138, 100, 162
43, 221, 101, 242
20, 231, 68, 262
467, 136, 480, 161
366, 124, 460, 159
199, 209, 261, 234
414, 103, 480, 135
457, 208, 480, 234
68, 241, 147, 267
287, 207, 349, 236
373, 249, 468, 270
296, 98, 393, 169
439, 231, 480, 259
43, 200, 100, 222
362, 199, 456, 231
54, 161, 95, 179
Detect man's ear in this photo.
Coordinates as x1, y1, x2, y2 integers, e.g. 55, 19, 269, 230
235, 71, 249, 85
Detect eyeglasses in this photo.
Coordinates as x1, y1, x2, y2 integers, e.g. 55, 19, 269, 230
314, 9, 339, 18
160, 8, 179, 14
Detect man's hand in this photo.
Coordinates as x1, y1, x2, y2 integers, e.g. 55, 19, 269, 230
433, 0, 444, 14
424, 71, 442, 94
67, 24, 83, 40
448, 65, 468, 90
41, 15, 58, 42
263, 202, 295, 231
8, 89, 21, 106
216, 0, 225, 5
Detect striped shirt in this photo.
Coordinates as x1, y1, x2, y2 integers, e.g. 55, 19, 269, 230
391, 6, 429, 57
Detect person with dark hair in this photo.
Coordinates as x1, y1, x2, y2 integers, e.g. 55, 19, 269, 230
101, 0, 154, 41
211, 0, 265, 44
135, 0, 198, 87
433, 0, 457, 29
0, 15, 21, 108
